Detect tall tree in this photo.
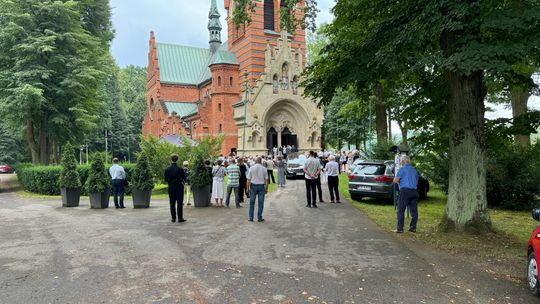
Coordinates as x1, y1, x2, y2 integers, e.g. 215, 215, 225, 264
303, 0, 540, 232
0, 0, 113, 164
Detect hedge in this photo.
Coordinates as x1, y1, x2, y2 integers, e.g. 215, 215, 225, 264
17, 163, 136, 196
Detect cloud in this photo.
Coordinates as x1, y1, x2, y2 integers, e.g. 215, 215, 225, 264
110, 0, 336, 67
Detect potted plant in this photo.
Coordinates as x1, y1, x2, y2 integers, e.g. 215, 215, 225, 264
59, 143, 82, 207
86, 153, 111, 209
131, 152, 154, 208
189, 150, 212, 207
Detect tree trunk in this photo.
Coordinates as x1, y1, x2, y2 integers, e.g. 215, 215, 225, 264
442, 69, 491, 233
396, 119, 408, 145
374, 82, 388, 143
26, 119, 39, 165
510, 85, 530, 147
387, 108, 392, 140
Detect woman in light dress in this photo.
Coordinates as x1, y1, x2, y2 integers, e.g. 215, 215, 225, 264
276, 156, 286, 187
211, 159, 226, 207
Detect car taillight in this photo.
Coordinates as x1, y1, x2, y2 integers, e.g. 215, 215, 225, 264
348, 175, 355, 181
375, 175, 392, 183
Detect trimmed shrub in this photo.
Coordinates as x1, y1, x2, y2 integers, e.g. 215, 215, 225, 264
86, 153, 111, 194
17, 163, 135, 196
59, 143, 81, 189
131, 152, 154, 191
189, 149, 212, 188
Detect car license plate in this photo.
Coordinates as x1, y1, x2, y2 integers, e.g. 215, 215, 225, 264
357, 186, 371, 191
297, 172, 304, 175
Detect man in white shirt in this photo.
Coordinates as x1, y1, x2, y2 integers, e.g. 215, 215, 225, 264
266, 156, 275, 184
303, 151, 322, 208
325, 155, 341, 203
247, 157, 269, 222
109, 158, 126, 208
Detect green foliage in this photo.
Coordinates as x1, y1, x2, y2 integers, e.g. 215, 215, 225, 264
58, 143, 82, 189
0, 0, 114, 164
189, 148, 212, 188
486, 144, 540, 211
131, 152, 154, 191
86, 153, 110, 194
369, 140, 396, 161
139, 135, 191, 182
17, 163, 135, 196
0, 122, 27, 164
415, 152, 450, 194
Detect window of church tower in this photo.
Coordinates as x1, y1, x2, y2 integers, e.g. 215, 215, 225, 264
218, 103, 222, 112
281, 63, 289, 90
273, 74, 279, 94
218, 76, 222, 86
264, 0, 275, 31
219, 124, 223, 133
230, 77, 233, 86
150, 98, 155, 110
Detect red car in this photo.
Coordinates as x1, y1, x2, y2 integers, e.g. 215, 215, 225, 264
0, 164, 14, 173
527, 208, 540, 295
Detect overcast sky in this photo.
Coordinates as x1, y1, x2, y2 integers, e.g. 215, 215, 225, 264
109, 0, 538, 121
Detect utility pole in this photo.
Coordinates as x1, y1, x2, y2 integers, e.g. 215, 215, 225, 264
85, 144, 89, 164
242, 72, 249, 157
105, 129, 108, 160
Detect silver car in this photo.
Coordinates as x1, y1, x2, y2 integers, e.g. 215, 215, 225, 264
286, 155, 307, 179
348, 160, 429, 201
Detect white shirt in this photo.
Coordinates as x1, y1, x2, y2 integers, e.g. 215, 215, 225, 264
109, 164, 126, 180
266, 159, 275, 170
325, 161, 340, 176
247, 163, 268, 185
303, 157, 322, 180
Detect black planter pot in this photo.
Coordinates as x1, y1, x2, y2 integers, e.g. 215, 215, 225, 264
192, 185, 211, 207
89, 189, 110, 209
132, 188, 151, 208
61, 187, 81, 207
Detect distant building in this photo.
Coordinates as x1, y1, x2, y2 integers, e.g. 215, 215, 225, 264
142, 0, 323, 155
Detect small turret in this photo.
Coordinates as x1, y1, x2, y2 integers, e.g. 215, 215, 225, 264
208, 0, 222, 54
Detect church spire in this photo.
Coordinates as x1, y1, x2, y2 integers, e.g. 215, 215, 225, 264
208, 0, 222, 53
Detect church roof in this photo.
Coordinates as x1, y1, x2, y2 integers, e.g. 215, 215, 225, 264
156, 42, 237, 85
162, 101, 199, 117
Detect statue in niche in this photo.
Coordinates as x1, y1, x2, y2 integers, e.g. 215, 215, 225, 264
291, 76, 298, 95
281, 63, 289, 90
273, 75, 279, 94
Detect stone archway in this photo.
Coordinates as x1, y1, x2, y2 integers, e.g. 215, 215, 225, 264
263, 99, 310, 151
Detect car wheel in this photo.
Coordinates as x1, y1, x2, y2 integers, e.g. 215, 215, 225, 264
350, 193, 362, 201
528, 252, 540, 296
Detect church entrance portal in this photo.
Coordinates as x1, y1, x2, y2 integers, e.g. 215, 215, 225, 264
266, 127, 298, 152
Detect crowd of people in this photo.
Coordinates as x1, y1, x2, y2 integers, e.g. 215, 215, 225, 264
108, 147, 420, 233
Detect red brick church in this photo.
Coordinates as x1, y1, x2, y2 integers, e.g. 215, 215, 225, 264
142, 0, 323, 155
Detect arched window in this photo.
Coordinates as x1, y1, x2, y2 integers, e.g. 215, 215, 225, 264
264, 0, 275, 31
273, 74, 279, 94
281, 63, 289, 90
219, 124, 223, 134
218, 76, 222, 86
230, 77, 233, 86
149, 98, 155, 110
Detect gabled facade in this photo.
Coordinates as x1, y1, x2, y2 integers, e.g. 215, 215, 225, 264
142, 0, 322, 155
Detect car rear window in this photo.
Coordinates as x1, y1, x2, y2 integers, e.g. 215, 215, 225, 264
354, 164, 387, 175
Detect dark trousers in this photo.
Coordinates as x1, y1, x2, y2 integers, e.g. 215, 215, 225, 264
267, 170, 275, 184
112, 179, 125, 208
327, 176, 340, 202
238, 179, 247, 203
397, 188, 419, 231
316, 175, 323, 202
168, 187, 184, 220
305, 178, 317, 206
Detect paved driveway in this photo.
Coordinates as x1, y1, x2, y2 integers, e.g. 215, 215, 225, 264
0, 179, 535, 303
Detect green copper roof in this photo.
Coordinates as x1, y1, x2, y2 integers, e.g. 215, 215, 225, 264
163, 101, 198, 117
156, 42, 237, 85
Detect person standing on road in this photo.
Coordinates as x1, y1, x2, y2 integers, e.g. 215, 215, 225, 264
304, 151, 321, 208
276, 155, 286, 187
315, 156, 324, 203
266, 156, 275, 184
393, 155, 419, 233
225, 158, 241, 208
212, 159, 226, 207
238, 158, 248, 204
164, 154, 187, 223
109, 158, 126, 209
247, 157, 268, 222
325, 155, 341, 203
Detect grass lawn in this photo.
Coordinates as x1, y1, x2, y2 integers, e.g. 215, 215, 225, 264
338, 173, 534, 280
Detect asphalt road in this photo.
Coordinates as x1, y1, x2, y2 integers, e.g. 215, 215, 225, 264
0, 179, 536, 303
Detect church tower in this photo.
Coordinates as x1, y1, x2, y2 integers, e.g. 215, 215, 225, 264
208, 0, 222, 54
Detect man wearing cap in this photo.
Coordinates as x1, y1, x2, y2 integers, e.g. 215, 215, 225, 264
393, 155, 419, 233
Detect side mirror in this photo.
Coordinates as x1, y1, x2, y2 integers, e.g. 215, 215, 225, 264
533, 208, 540, 221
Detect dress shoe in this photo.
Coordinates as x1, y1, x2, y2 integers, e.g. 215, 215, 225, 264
306, 204, 311, 208
171, 219, 176, 223
258, 219, 265, 222
120, 206, 125, 209
408, 228, 416, 233
312, 204, 318, 208
320, 200, 325, 203
248, 219, 254, 222
179, 219, 187, 223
